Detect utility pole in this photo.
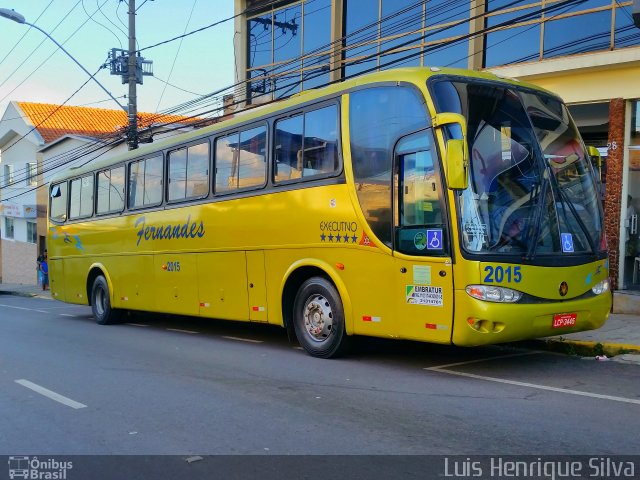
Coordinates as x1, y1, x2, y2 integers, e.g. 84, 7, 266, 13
127, 0, 138, 150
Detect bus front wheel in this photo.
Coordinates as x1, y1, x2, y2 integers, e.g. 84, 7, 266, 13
91, 275, 121, 325
293, 277, 350, 358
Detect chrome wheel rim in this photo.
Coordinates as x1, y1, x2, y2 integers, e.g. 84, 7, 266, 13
302, 294, 333, 342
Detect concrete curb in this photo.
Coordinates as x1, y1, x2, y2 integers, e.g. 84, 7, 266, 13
530, 338, 640, 357
0, 290, 51, 300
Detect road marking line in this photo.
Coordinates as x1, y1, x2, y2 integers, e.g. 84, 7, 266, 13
0, 304, 32, 311
59, 314, 77, 317
166, 328, 199, 334
425, 368, 640, 405
429, 352, 540, 370
126, 323, 149, 327
15, 379, 87, 409
34, 310, 48, 313
222, 336, 263, 343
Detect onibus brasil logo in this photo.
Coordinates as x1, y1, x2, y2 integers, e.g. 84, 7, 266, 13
8, 456, 72, 479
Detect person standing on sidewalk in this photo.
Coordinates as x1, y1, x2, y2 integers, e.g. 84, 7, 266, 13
36, 250, 45, 287
41, 252, 49, 291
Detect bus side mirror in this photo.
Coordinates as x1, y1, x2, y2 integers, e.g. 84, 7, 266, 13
433, 113, 469, 190
446, 139, 468, 190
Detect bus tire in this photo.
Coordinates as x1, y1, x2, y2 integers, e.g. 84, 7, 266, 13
293, 277, 350, 358
91, 275, 121, 325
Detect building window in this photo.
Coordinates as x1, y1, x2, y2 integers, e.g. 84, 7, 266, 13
3, 164, 13, 187
4, 217, 14, 239
484, 0, 640, 68
26, 162, 37, 186
247, 0, 332, 101
27, 222, 37, 244
343, 0, 470, 78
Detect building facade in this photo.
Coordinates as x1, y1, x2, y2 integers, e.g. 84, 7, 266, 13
234, 0, 640, 295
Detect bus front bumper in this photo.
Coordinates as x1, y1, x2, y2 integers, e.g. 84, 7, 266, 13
451, 290, 612, 346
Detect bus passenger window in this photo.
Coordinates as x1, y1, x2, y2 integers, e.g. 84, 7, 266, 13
97, 166, 125, 214
186, 143, 209, 197
168, 148, 188, 201
274, 115, 303, 181
215, 127, 266, 193
238, 126, 266, 188
169, 143, 209, 201
50, 182, 68, 222
302, 105, 338, 176
69, 174, 94, 219
129, 155, 163, 208
273, 105, 338, 184
215, 133, 239, 193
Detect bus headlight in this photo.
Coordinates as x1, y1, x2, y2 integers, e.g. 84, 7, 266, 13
466, 285, 523, 303
591, 278, 610, 295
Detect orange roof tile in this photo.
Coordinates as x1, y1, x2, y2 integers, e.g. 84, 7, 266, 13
17, 102, 196, 144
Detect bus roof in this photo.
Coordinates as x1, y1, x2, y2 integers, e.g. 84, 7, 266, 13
49, 66, 554, 183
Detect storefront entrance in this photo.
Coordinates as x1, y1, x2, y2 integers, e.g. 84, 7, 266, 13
623, 101, 640, 291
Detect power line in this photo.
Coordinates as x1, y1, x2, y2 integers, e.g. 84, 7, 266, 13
0, 0, 111, 106
82, 0, 122, 48
136, 0, 313, 53
0, 1, 82, 92
154, 0, 198, 112
0, 0, 56, 69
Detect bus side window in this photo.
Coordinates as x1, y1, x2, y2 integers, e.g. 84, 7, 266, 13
273, 104, 338, 183
69, 174, 94, 219
97, 166, 125, 214
274, 115, 303, 181
302, 105, 339, 176
50, 182, 68, 222
129, 155, 163, 208
215, 133, 238, 193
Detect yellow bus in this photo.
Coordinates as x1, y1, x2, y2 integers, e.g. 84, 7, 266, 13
48, 67, 611, 358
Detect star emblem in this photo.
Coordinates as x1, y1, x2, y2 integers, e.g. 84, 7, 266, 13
351, 234, 358, 243
343, 234, 349, 243
320, 233, 326, 242
328, 234, 334, 242
336, 234, 341, 243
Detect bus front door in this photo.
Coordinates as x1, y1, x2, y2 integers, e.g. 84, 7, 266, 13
393, 129, 454, 342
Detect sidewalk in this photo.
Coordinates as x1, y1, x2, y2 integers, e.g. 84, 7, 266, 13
0, 282, 51, 299
1, 282, 639, 358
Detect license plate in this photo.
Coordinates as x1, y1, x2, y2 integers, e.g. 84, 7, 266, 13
552, 313, 577, 329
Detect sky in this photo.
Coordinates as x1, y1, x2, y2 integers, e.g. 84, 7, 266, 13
0, 0, 236, 117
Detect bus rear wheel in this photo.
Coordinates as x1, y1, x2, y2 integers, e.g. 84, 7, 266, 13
293, 277, 350, 358
91, 275, 121, 325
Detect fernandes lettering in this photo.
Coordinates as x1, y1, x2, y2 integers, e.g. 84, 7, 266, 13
135, 215, 205, 246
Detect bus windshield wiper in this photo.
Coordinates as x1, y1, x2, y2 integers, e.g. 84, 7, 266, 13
524, 171, 548, 260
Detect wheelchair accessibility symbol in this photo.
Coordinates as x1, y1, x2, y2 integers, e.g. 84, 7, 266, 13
426, 229, 443, 250
561, 232, 574, 253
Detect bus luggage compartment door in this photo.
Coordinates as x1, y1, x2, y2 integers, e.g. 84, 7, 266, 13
154, 253, 199, 316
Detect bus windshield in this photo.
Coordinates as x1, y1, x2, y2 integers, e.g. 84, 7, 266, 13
431, 79, 605, 259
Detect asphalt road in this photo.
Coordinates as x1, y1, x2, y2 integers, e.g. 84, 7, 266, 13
2, 294, 640, 459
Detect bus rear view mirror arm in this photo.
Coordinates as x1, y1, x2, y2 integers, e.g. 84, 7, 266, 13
433, 112, 469, 190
